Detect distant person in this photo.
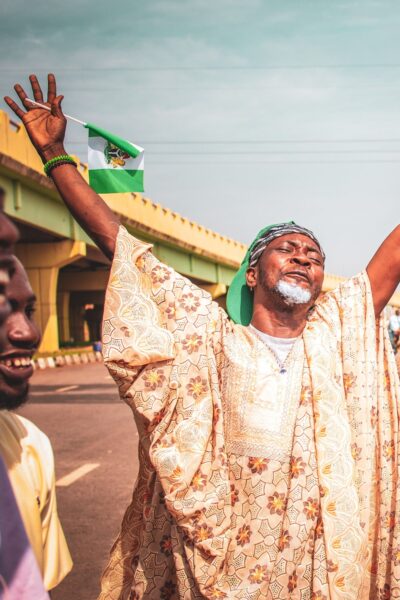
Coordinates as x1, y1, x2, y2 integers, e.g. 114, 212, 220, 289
0, 257, 72, 592
389, 308, 400, 352
6, 73, 400, 599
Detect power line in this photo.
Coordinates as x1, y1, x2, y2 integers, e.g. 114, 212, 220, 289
4, 64, 400, 72
66, 138, 400, 145
66, 146, 400, 155
143, 159, 400, 164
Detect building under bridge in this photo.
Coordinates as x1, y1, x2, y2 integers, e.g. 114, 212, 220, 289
0, 110, 398, 354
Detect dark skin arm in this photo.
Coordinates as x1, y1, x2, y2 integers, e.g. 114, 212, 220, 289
5, 75, 400, 316
366, 225, 400, 316
4, 74, 119, 260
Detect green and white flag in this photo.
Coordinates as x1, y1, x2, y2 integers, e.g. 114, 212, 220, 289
85, 123, 144, 193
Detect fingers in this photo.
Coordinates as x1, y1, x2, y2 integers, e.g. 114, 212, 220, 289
51, 95, 64, 119
47, 73, 57, 104
13, 83, 32, 110
3, 96, 25, 120
29, 74, 44, 103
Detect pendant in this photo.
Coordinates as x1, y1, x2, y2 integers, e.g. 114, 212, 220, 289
280, 368, 287, 374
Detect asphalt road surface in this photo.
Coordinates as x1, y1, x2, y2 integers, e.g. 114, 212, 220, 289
17, 362, 139, 600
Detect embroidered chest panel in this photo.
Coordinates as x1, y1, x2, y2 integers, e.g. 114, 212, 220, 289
221, 329, 304, 460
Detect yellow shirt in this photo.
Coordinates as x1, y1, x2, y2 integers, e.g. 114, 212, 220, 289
0, 410, 72, 590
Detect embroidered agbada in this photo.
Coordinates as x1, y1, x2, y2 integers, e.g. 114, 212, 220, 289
99, 226, 400, 600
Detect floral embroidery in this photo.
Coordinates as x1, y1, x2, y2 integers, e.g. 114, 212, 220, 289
303, 497, 319, 520
236, 524, 251, 546
143, 368, 166, 391
267, 492, 286, 515
327, 559, 338, 572
248, 457, 269, 474
192, 470, 207, 491
288, 572, 298, 592
315, 518, 324, 539
180, 292, 201, 312
311, 593, 327, 600
193, 523, 213, 544
383, 440, 395, 461
160, 535, 173, 556
343, 371, 356, 390
290, 456, 306, 478
248, 564, 268, 584
165, 302, 176, 319
151, 265, 170, 284
278, 529, 292, 550
147, 407, 167, 432
181, 333, 202, 354
169, 465, 183, 483
230, 484, 239, 506
186, 376, 208, 400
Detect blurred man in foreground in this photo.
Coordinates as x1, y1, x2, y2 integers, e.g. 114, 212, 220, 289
0, 198, 49, 599
5, 73, 400, 599
0, 257, 72, 592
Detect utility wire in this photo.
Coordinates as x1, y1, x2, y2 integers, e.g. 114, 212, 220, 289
66, 146, 400, 155
4, 63, 400, 72
66, 139, 400, 145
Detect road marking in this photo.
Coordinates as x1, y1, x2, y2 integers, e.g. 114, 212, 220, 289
56, 463, 100, 487
56, 385, 79, 393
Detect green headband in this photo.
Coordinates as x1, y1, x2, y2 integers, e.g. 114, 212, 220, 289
226, 221, 324, 325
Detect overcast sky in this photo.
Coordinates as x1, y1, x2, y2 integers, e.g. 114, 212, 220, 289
2, 0, 400, 276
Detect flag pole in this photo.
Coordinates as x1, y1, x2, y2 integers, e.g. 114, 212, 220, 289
26, 98, 87, 126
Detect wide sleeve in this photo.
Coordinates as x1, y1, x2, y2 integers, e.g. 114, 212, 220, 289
102, 225, 217, 370
102, 226, 233, 582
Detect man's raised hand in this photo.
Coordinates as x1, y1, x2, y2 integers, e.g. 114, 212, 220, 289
4, 74, 67, 162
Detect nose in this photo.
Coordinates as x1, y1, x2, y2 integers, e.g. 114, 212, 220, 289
291, 254, 311, 267
8, 314, 40, 349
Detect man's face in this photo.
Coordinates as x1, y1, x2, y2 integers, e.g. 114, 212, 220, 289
0, 258, 41, 409
246, 233, 325, 308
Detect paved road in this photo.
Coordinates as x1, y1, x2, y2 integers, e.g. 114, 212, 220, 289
17, 362, 139, 600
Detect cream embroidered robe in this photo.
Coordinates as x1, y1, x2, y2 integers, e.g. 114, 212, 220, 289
99, 226, 400, 600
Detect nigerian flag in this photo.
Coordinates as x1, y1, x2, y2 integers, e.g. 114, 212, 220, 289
85, 123, 144, 194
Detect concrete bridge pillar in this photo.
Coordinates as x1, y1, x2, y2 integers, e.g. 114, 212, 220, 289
16, 240, 87, 353
57, 291, 71, 343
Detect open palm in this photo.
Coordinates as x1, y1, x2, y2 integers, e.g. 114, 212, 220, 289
4, 74, 66, 159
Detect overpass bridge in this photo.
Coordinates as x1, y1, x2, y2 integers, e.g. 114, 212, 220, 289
0, 110, 398, 354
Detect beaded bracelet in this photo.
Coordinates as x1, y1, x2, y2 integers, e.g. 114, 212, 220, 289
43, 154, 77, 177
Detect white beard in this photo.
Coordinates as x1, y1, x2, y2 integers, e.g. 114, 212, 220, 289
275, 279, 312, 305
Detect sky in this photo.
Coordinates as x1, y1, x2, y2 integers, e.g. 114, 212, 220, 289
1, 0, 400, 276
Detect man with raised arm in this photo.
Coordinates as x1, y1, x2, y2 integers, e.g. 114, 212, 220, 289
5, 75, 400, 600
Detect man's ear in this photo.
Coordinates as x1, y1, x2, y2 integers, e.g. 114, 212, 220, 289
246, 266, 257, 290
